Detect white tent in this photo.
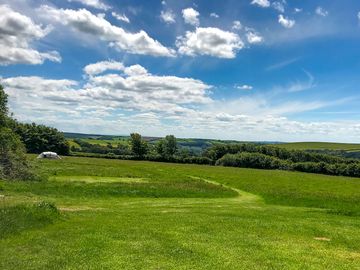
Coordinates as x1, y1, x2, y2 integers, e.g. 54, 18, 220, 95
37, 152, 61, 159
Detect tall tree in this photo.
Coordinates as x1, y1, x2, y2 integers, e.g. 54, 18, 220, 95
0, 84, 8, 126
130, 133, 148, 158
156, 135, 177, 159
0, 84, 35, 180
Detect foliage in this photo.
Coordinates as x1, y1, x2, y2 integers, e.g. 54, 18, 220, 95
156, 135, 177, 158
0, 85, 8, 126
0, 128, 36, 180
205, 143, 357, 164
10, 122, 70, 155
130, 133, 148, 158
210, 143, 360, 177
0, 85, 37, 181
216, 152, 292, 170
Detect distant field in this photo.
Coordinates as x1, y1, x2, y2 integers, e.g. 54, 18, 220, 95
64, 132, 244, 153
275, 142, 360, 151
82, 138, 129, 146
1, 156, 360, 269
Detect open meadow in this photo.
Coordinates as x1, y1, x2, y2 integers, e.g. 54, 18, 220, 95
1, 156, 360, 269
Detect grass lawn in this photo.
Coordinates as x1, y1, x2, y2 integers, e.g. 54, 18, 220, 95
0, 156, 360, 269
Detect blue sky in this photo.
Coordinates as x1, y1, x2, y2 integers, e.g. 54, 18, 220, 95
1, 0, 360, 142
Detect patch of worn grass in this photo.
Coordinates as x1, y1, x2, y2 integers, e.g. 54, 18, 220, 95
51, 175, 149, 183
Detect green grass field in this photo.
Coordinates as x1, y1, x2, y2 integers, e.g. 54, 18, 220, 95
275, 142, 360, 151
1, 156, 360, 269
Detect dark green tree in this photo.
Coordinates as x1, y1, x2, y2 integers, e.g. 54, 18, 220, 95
0, 84, 9, 126
0, 84, 35, 180
157, 135, 177, 159
12, 123, 70, 155
130, 133, 148, 158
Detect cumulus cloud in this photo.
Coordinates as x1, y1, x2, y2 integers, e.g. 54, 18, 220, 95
0, 5, 61, 66
294, 8, 303, 13
83, 60, 124, 76
278, 14, 295, 28
246, 32, 263, 44
39, 5, 175, 57
251, 0, 270, 8
68, 0, 110, 11
2, 61, 211, 121
123, 64, 148, 76
232, 20, 242, 30
111, 12, 130, 23
315, 7, 328, 17
176, 27, 244, 58
210, 13, 219, 18
182, 8, 200, 26
3, 63, 359, 141
160, 10, 176, 24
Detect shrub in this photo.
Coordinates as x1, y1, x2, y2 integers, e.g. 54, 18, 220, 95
0, 128, 37, 181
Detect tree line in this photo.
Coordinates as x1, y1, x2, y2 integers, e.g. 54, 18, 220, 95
0, 84, 69, 180
211, 144, 360, 178
75, 133, 360, 178
2, 80, 360, 180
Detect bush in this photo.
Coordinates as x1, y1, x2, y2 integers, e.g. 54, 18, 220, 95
215, 151, 360, 178
216, 152, 289, 170
0, 128, 37, 181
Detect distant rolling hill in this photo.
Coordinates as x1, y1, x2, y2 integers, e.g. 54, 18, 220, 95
275, 142, 360, 151
63, 132, 360, 158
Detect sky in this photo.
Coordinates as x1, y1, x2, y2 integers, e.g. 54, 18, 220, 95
1, 0, 360, 142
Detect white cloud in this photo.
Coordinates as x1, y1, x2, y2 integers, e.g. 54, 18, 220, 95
111, 12, 130, 23
39, 5, 175, 57
232, 20, 242, 30
176, 27, 244, 58
278, 14, 295, 28
251, 0, 270, 8
210, 13, 219, 18
182, 8, 200, 26
124, 64, 148, 76
3, 64, 360, 142
160, 10, 176, 24
84, 60, 124, 76
315, 7, 328, 17
2, 62, 211, 121
294, 8, 303, 13
272, 1, 286, 13
236, 84, 253, 90
0, 5, 61, 66
68, 0, 110, 11
246, 32, 263, 43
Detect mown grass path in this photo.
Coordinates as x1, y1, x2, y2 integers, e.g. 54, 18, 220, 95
1, 157, 360, 269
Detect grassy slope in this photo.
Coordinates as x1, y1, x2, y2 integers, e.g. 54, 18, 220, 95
1, 157, 360, 269
275, 142, 360, 151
